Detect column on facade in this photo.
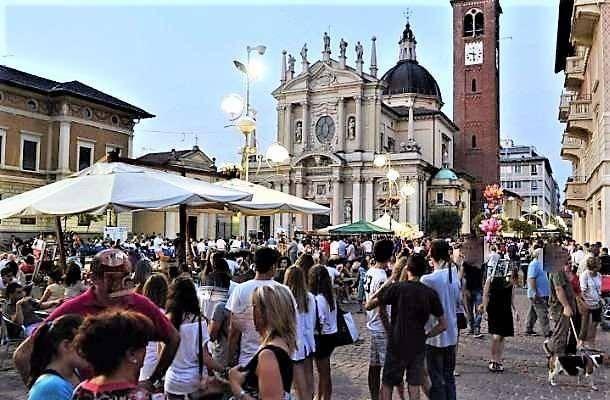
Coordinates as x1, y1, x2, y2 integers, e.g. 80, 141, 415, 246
337, 97, 345, 152
128, 135, 134, 158
295, 180, 304, 229
420, 178, 427, 230
207, 214, 217, 239
352, 176, 362, 222
302, 101, 310, 150
284, 104, 292, 154
355, 96, 363, 150
407, 179, 420, 228
398, 180, 408, 224
332, 178, 343, 225
58, 121, 71, 172
364, 178, 374, 221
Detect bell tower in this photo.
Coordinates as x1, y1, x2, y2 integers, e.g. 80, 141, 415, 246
451, 0, 501, 211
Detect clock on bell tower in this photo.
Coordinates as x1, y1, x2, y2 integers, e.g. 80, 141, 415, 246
451, 0, 502, 211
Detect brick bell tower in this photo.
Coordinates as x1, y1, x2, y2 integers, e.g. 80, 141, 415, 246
451, 0, 501, 212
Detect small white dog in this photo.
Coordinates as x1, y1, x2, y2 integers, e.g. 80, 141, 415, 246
548, 353, 604, 391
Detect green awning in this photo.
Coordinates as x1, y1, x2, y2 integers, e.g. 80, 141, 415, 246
329, 220, 393, 235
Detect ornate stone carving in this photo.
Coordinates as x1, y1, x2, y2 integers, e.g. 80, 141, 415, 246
347, 116, 356, 140
355, 41, 364, 62
323, 32, 331, 53
300, 43, 308, 63
344, 200, 352, 223
311, 70, 337, 88
399, 138, 421, 153
295, 121, 303, 144
339, 38, 348, 59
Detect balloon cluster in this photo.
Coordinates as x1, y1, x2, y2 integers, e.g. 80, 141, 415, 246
479, 184, 504, 242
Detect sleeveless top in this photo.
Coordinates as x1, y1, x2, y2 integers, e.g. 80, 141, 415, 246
243, 344, 293, 398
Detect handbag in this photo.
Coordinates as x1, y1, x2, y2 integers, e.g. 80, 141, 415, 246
187, 314, 225, 400
334, 307, 358, 347
448, 262, 468, 330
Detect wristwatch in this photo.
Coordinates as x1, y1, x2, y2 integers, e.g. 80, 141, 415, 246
238, 389, 247, 399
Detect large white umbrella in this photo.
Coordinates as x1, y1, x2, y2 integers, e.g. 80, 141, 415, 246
214, 179, 330, 216
0, 162, 252, 218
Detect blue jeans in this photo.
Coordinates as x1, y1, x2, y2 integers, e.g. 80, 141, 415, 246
426, 345, 456, 400
465, 290, 483, 332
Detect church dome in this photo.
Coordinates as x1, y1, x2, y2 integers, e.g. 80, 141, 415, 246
381, 60, 442, 99
433, 168, 458, 180
381, 22, 442, 101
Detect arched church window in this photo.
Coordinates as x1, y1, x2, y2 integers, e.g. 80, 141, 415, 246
471, 135, 477, 148
463, 9, 484, 37
471, 79, 477, 92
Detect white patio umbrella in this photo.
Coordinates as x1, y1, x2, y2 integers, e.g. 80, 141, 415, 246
0, 162, 253, 218
214, 179, 330, 216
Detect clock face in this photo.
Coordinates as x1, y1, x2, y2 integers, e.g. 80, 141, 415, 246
315, 116, 335, 143
465, 41, 483, 65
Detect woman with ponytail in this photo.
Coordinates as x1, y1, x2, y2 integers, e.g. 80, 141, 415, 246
28, 314, 86, 400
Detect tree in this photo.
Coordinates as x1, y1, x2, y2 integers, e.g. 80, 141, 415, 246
509, 219, 535, 238
471, 212, 485, 237
428, 208, 462, 238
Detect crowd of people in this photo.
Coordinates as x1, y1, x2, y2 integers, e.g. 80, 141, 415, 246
0, 231, 608, 400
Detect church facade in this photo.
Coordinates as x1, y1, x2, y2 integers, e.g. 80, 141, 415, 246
249, 21, 474, 237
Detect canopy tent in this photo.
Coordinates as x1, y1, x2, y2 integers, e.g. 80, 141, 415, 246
0, 162, 252, 218
315, 223, 349, 235
372, 214, 421, 239
0, 161, 252, 271
214, 179, 330, 216
329, 220, 393, 235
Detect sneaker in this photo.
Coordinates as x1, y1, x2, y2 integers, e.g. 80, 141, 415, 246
525, 330, 538, 336
496, 362, 504, 372
488, 361, 499, 372
473, 329, 483, 338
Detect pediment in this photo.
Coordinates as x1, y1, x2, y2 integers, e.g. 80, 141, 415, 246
275, 60, 366, 94
181, 151, 213, 166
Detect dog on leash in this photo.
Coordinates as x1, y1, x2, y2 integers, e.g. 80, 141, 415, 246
548, 353, 604, 391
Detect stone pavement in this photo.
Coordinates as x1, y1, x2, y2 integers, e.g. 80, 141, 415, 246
1, 291, 608, 400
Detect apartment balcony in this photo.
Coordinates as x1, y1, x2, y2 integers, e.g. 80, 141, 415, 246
565, 95, 593, 140
564, 56, 585, 90
564, 176, 586, 211
560, 134, 583, 163
571, 0, 601, 47
558, 92, 575, 122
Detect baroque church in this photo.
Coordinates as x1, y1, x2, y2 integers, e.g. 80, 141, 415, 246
251, 1, 501, 237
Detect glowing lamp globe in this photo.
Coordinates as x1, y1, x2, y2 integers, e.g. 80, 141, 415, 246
221, 94, 244, 117
399, 183, 416, 198
266, 142, 290, 164
373, 154, 387, 168
235, 116, 256, 134
386, 168, 400, 182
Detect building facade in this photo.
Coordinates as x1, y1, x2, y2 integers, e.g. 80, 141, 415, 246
250, 22, 472, 238
0, 65, 153, 238
451, 0, 502, 211
133, 146, 234, 241
500, 139, 560, 225
555, 0, 609, 244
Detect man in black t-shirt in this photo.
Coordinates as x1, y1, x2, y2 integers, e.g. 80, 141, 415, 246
461, 261, 484, 337
366, 254, 446, 400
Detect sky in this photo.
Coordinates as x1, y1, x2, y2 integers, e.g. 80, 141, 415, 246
0, 0, 568, 189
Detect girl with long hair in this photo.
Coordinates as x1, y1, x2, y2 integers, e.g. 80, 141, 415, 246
229, 285, 297, 400
27, 314, 86, 400
139, 274, 169, 382
284, 266, 316, 400
132, 258, 152, 294
63, 262, 86, 299
308, 265, 337, 400
295, 254, 315, 284
202, 256, 233, 366
164, 277, 225, 399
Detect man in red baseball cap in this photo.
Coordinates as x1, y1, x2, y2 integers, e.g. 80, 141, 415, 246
13, 249, 180, 391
